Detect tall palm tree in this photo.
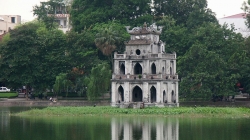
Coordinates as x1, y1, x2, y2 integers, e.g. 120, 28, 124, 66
95, 26, 120, 71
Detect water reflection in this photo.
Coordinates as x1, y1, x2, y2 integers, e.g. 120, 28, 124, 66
0, 108, 10, 130
1, 107, 250, 140
111, 117, 179, 140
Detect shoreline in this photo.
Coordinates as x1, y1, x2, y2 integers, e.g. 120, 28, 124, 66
0, 98, 109, 107
1, 98, 250, 107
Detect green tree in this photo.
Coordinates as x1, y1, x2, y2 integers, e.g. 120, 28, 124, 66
178, 23, 245, 99
0, 22, 43, 94
156, 16, 191, 56
153, 0, 217, 26
53, 73, 73, 97
95, 26, 119, 54
92, 22, 130, 53
242, 1, 250, 28
235, 36, 250, 93
112, 0, 152, 26
65, 28, 105, 96
0, 21, 69, 97
85, 62, 111, 101
94, 23, 124, 70
70, 0, 152, 32
66, 29, 99, 75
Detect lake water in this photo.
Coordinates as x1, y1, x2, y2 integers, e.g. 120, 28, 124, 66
1, 107, 250, 140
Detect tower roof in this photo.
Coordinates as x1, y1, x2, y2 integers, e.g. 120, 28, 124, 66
125, 23, 163, 35
125, 39, 152, 45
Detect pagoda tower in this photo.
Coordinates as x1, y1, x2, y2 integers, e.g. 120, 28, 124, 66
111, 23, 179, 107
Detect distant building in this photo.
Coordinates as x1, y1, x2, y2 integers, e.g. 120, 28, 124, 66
0, 15, 21, 35
41, 0, 72, 33
218, 13, 250, 38
111, 23, 179, 108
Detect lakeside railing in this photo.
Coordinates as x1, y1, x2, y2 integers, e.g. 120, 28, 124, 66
112, 74, 178, 80
114, 53, 176, 59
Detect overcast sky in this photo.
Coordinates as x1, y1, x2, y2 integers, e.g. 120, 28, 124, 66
0, 0, 247, 22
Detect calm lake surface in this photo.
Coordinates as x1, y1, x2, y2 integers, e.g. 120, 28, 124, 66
1, 107, 250, 140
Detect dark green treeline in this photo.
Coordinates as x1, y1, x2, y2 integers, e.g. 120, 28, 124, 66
0, 0, 250, 100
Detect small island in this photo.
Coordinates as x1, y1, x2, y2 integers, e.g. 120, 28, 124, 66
13, 106, 250, 118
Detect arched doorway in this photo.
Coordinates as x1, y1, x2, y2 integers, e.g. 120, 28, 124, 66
171, 90, 175, 103
151, 63, 156, 74
134, 63, 142, 74
132, 86, 143, 102
150, 86, 156, 103
118, 86, 124, 102
163, 90, 167, 103
120, 63, 125, 75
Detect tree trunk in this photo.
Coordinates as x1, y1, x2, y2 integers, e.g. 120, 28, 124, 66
25, 85, 29, 100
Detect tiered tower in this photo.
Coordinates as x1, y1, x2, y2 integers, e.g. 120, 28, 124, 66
111, 23, 179, 107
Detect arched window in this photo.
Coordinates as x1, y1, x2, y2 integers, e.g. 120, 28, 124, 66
171, 90, 175, 103
170, 67, 172, 75
163, 90, 167, 103
162, 67, 165, 74
150, 86, 157, 103
120, 63, 125, 75
134, 63, 142, 74
151, 63, 156, 74
133, 86, 143, 102
118, 86, 124, 102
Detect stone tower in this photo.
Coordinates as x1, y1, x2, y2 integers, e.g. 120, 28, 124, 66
111, 23, 179, 107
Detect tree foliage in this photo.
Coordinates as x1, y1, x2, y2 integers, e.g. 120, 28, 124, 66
93, 22, 130, 53
0, 21, 69, 91
153, 0, 217, 26
66, 29, 100, 75
178, 23, 246, 99
1, 0, 249, 101
53, 73, 73, 97
70, 0, 152, 31
85, 63, 111, 101
242, 1, 250, 29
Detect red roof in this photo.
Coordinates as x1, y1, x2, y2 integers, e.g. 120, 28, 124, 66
222, 13, 247, 19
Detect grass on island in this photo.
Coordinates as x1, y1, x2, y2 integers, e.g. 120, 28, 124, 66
13, 106, 250, 118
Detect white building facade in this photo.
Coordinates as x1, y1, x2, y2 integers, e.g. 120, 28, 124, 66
50, 13, 71, 33
42, 0, 72, 33
0, 15, 21, 35
218, 13, 250, 38
111, 23, 179, 108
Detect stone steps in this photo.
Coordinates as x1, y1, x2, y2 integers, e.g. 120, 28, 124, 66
17, 93, 25, 98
